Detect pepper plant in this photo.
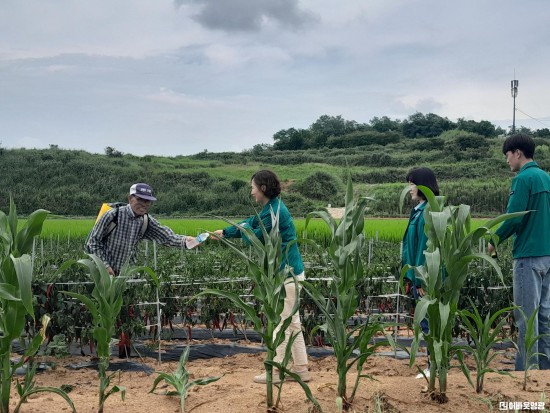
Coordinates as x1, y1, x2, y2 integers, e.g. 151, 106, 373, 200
60, 254, 159, 413
195, 205, 321, 413
301, 174, 395, 411
400, 185, 527, 403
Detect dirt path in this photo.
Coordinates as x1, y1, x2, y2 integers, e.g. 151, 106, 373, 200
11, 341, 550, 413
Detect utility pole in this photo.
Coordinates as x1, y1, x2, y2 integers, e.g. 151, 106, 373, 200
511, 78, 518, 133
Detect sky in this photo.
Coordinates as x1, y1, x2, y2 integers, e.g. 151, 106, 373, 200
1, 0, 550, 157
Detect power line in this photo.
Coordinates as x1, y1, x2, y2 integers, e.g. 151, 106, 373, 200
515, 107, 550, 129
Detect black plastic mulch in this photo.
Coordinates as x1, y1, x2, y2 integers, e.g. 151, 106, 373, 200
65, 360, 155, 375
16, 327, 515, 374
135, 343, 335, 362
137, 327, 263, 342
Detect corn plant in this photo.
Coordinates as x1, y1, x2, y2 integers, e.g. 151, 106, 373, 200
150, 344, 221, 412
454, 299, 516, 393
195, 205, 321, 413
400, 185, 527, 403
301, 175, 395, 411
0, 199, 76, 413
14, 320, 75, 413
516, 306, 548, 391
60, 254, 159, 413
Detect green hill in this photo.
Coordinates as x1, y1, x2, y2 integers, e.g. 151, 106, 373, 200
2, 125, 550, 218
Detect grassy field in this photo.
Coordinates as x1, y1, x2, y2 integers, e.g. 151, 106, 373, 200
36, 216, 490, 243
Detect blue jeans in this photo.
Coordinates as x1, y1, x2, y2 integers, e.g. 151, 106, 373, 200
513, 256, 550, 370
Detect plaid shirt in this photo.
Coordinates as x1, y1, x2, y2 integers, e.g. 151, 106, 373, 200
85, 204, 187, 275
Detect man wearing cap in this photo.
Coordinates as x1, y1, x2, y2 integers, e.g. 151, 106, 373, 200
85, 183, 195, 276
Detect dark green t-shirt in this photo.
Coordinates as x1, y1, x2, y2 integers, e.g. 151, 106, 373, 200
495, 161, 550, 258
223, 197, 304, 276
402, 202, 428, 287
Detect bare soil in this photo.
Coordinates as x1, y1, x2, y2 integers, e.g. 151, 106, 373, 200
8, 340, 550, 413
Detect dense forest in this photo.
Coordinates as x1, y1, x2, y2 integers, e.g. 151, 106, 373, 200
2, 112, 550, 218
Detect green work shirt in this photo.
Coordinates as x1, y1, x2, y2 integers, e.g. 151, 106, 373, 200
495, 161, 550, 259
402, 201, 428, 287
223, 197, 304, 276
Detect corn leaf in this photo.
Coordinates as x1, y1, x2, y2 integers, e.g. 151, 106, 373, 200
0, 283, 20, 301
11, 254, 34, 316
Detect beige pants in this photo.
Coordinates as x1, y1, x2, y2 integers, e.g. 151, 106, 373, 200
273, 273, 308, 366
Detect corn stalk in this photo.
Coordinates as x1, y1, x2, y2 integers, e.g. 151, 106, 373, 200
150, 345, 221, 413
0, 200, 43, 412
60, 254, 159, 413
516, 306, 548, 390
400, 185, 527, 403
13, 315, 75, 413
195, 204, 321, 412
454, 299, 516, 393
301, 174, 395, 411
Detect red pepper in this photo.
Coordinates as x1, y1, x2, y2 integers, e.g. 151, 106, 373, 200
213, 315, 220, 331
44, 284, 54, 312
313, 335, 324, 347
118, 332, 132, 358
229, 312, 237, 328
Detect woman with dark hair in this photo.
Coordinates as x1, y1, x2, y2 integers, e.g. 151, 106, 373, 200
213, 169, 310, 384
402, 167, 439, 379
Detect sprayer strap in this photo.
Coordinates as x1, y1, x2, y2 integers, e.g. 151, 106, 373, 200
140, 214, 149, 238
102, 207, 149, 240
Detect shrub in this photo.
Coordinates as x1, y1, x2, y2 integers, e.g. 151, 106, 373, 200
294, 172, 343, 202
327, 131, 401, 148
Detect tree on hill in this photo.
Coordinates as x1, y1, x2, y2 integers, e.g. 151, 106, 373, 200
402, 112, 455, 138
327, 130, 401, 148
309, 115, 366, 148
273, 128, 311, 150
456, 118, 499, 137
534, 128, 550, 138
369, 116, 402, 133
105, 146, 123, 157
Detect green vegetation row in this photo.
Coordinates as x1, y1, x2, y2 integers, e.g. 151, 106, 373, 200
0, 145, 528, 218
3, 112, 550, 218
33, 217, 488, 244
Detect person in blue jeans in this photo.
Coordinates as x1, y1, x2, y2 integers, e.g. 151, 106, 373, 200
213, 169, 310, 383
488, 134, 550, 371
401, 167, 439, 379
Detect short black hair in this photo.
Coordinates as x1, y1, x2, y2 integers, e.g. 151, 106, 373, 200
251, 169, 281, 199
502, 133, 535, 158
405, 167, 439, 200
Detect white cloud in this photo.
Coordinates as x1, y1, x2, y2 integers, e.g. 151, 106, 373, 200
1, 0, 550, 156
45, 65, 75, 73
147, 87, 233, 109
